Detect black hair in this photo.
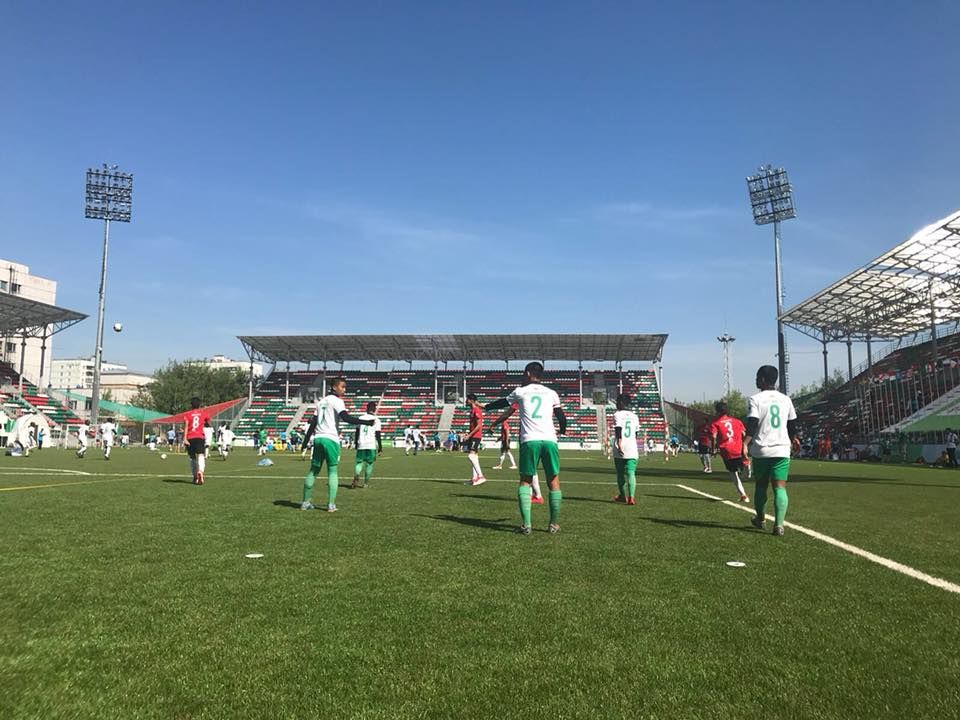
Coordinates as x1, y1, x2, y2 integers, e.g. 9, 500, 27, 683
466, 393, 478, 401
525, 361, 544, 380
331, 376, 347, 387
366, 401, 377, 413
715, 401, 728, 415
191, 396, 201, 409
616, 393, 631, 408
756, 365, 779, 388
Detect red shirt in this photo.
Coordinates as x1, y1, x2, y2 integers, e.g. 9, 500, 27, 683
184, 409, 211, 440
467, 405, 483, 438
500, 422, 509, 443
697, 425, 713, 449
710, 415, 745, 459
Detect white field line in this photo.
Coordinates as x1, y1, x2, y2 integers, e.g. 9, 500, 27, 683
675, 483, 960, 596
0, 467, 91, 476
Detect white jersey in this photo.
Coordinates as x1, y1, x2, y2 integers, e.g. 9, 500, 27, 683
947, 432, 958, 449
99, 422, 116, 444
77, 424, 89, 446
203, 426, 214, 445
411, 428, 422, 443
507, 383, 562, 443
357, 414, 382, 450
747, 390, 797, 458
613, 410, 640, 460
219, 429, 235, 446
313, 394, 346, 442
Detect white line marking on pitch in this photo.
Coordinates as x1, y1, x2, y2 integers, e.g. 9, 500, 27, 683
675, 483, 960, 596
0, 467, 91, 476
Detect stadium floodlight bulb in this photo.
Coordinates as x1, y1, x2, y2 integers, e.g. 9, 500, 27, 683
85, 164, 134, 222
746, 164, 796, 226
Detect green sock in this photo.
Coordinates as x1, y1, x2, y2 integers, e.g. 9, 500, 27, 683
354, 461, 363, 478
303, 469, 317, 503
327, 467, 339, 506
549, 489, 562, 526
615, 460, 625, 496
363, 462, 373, 485
517, 485, 532, 527
773, 486, 789, 527
627, 469, 636, 500
754, 480, 768, 519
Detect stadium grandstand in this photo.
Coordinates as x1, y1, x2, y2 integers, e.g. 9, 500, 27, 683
233, 334, 668, 448
0, 293, 87, 439
780, 209, 960, 450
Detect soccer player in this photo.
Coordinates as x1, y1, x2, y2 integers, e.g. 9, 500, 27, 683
352, 401, 383, 489
696, 421, 713, 473
217, 424, 236, 459
75, 421, 89, 458
612, 393, 640, 505
203, 422, 214, 459
99, 417, 117, 460
492, 419, 517, 470
183, 397, 211, 484
488, 362, 567, 535
257, 427, 268, 456
744, 365, 799, 536
404, 427, 413, 456
463, 394, 486, 485
411, 425, 422, 456
709, 401, 749, 502
300, 377, 375, 512
946, 428, 958, 468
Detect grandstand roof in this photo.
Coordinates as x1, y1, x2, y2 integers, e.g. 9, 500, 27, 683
781, 210, 960, 342
238, 334, 668, 364
0, 293, 87, 337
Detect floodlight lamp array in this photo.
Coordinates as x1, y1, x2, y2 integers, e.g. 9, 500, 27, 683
85, 165, 133, 222
746, 165, 796, 226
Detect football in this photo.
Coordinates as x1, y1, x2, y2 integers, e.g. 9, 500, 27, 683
112, 322, 123, 333
160, 453, 167, 460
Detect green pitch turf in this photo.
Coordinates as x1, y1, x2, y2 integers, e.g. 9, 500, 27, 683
1, 448, 958, 719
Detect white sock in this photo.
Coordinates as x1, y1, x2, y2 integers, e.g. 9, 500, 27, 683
197, 454, 206, 474
498, 452, 506, 466
531, 474, 542, 499
469, 453, 481, 478
506, 451, 516, 467
731, 472, 746, 497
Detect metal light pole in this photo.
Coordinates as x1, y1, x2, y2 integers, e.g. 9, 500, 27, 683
84, 165, 133, 425
746, 165, 796, 394
717, 333, 736, 398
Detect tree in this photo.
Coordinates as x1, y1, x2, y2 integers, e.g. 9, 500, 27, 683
792, 368, 848, 412
686, 389, 749, 420
130, 361, 249, 415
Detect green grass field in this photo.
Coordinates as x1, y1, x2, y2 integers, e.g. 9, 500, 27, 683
2, 447, 959, 719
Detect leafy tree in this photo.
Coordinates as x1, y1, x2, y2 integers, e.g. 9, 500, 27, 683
792, 368, 848, 412
130, 361, 249, 415
686, 389, 749, 420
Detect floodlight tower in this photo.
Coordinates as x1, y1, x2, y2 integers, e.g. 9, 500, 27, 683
84, 164, 133, 425
746, 165, 796, 393
717, 333, 735, 398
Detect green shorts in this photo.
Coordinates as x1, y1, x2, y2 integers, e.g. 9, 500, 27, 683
614, 457, 638, 475
752, 457, 790, 483
311, 437, 341, 469
519, 441, 560, 478
356, 448, 376, 464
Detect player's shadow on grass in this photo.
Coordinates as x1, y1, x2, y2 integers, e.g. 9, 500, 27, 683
414, 513, 517, 533
572, 465, 714, 480
272, 499, 303, 509
451, 492, 512, 502
788, 474, 960, 490
161, 478, 195, 485
640, 516, 757, 534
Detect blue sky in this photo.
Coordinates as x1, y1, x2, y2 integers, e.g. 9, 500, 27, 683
2, 1, 958, 401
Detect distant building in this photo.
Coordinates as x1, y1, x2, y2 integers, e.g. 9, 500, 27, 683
50, 357, 127, 390
0, 259, 57, 387
65, 371, 154, 413
191, 354, 263, 377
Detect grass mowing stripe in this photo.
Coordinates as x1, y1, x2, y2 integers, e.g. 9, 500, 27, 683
676, 482, 960, 596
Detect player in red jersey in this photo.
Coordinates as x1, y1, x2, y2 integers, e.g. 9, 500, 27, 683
696, 421, 714, 473
709, 400, 749, 502
183, 396, 212, 485
492, 419, 517, 470
463, 394, 486, 486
